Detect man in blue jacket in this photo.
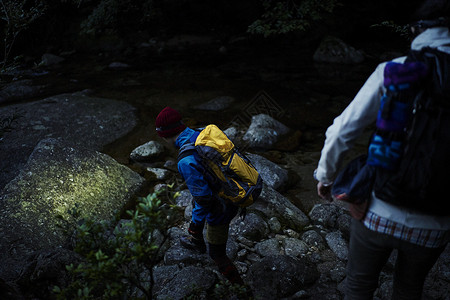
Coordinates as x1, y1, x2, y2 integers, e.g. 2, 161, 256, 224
155, 106, 244, 286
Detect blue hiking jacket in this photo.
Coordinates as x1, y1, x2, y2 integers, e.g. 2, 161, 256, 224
175, 127, 238, 226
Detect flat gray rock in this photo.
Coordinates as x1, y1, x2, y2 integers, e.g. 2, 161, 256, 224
0, 91, 138, 190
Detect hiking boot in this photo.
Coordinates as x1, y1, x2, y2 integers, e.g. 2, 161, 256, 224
214, 255, 245, 286
180, 235, 206, 253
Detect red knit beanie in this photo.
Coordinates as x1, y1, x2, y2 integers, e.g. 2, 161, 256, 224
155, 106, 186, 138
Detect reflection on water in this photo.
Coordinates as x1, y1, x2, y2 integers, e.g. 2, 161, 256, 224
9, 48, 376, 167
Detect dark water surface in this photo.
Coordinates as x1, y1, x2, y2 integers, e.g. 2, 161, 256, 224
27, 45, 377, 176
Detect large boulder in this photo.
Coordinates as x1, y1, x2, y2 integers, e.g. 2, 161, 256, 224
163, 244, 207, 266
246, 153, 289, 190
0, 138, 145, 280
40, 53, 65, 66
248, 255, 319, 299
313, 36, 365, 64
16, 248, 81, 300
154, 266, 215, 300
0, 91, 138, 190
242, 114, 290, 149
251, 184, 310, 231
230, 212, 269, 242
0, 79, 47, 105
309, 203, 346, 229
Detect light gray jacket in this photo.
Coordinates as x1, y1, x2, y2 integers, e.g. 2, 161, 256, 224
315, 27, 450, 229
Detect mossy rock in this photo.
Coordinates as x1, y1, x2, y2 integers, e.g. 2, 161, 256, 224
0, 138, 145, 280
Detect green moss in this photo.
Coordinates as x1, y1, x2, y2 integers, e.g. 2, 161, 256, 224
0, 140, 144, 252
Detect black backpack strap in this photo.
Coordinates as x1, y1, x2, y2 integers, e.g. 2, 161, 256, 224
177, 130, 201, 162
178, 142, 196, 161
409, 47, 450, 97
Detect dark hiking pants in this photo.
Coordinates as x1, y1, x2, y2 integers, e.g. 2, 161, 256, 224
345, 218, 446, 300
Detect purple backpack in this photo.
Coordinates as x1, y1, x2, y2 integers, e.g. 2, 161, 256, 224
367, 59, 428, 170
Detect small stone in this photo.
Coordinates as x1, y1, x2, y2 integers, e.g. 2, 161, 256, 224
130, 141, 164, 161
237, 249, 248, 261
146, 167, 170, 180
284, 229, 300, 239
268, 217, 282, 233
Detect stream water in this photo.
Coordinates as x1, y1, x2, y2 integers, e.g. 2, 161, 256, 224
14, 43, 378, 198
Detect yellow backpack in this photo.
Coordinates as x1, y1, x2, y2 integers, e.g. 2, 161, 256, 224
178, 124, 263, 207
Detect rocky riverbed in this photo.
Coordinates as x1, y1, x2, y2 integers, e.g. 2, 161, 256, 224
0, 35, 448, 299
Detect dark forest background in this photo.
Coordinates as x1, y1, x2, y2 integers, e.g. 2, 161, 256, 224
0, 0, 426, 69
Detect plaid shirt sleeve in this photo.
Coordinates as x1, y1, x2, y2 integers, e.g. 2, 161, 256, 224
363, 211, 450, 248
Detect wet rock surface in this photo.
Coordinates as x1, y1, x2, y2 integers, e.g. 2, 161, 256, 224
0, 91, 138, 189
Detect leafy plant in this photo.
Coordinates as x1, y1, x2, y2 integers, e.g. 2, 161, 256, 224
371, 20, 410, 40
53, 190, 182, 299
0, 0, 46, 69
248, 0, 339, 37
80, 0, 157, 36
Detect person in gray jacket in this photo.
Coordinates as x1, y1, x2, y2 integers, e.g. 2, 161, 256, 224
315, 1, 450, 299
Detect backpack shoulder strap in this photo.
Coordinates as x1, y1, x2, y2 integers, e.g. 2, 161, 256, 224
177, 130, 200, 162
178, 143, 196, 161
408, 47, 450, 93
